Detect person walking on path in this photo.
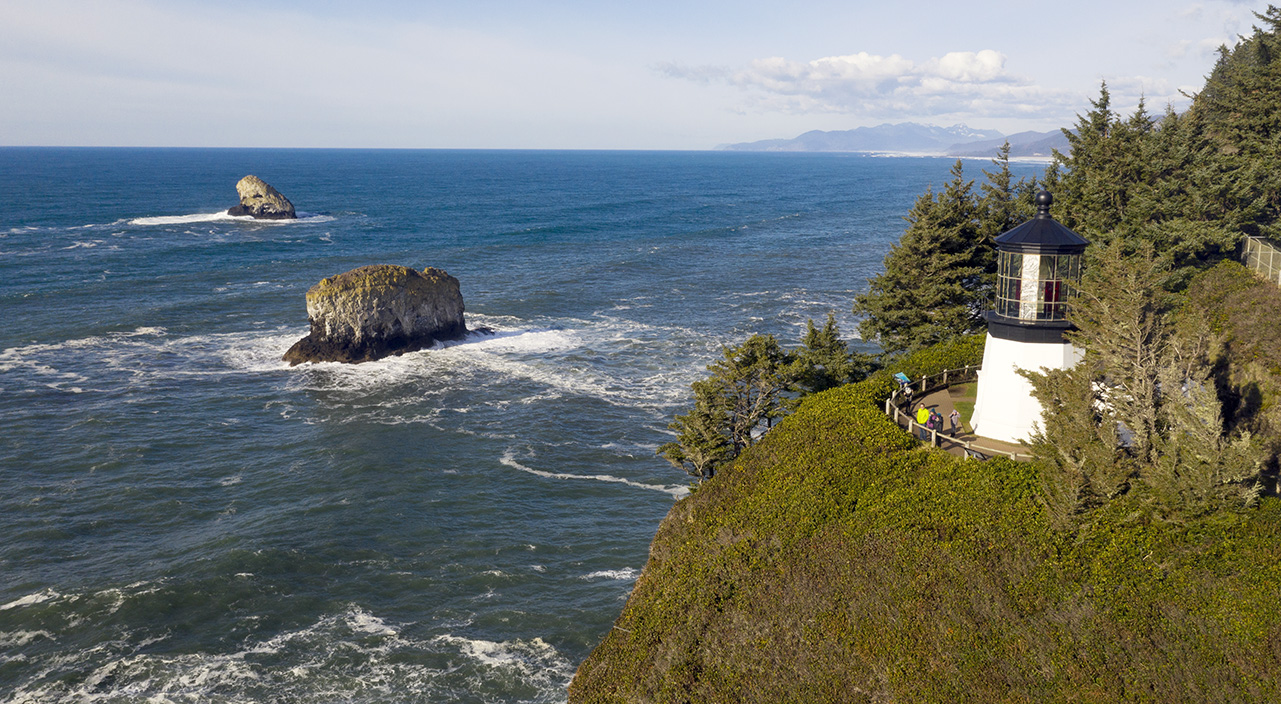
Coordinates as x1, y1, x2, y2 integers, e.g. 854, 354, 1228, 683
949, 408, 961, 436
915, 404, 930, 440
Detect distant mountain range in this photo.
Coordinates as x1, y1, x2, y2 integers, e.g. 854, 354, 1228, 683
718, 122, 1070, 158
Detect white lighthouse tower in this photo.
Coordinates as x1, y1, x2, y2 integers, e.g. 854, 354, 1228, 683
970, 191, 1088, 444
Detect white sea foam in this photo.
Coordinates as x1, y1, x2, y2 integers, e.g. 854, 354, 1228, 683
581, 568, 640, 581
500, 449, 690, 499
0, 630, 54, 647
0, 588, 60, 611
282, 324, 674, 408
346, 608, 399, 637
18, 592, 577, 700
432, 634, 571, 679
4, 311, 698, 433
0, 326, 300, 395
129, 212, 247, 226
129, 212, 335, 226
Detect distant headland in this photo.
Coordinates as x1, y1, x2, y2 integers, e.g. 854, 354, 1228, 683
717, 121, 1069, 157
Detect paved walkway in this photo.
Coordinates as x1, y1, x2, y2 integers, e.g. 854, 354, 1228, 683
902, 387, 1033, 461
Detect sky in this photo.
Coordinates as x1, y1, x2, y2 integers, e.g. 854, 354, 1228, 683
0, 0, 1268, 149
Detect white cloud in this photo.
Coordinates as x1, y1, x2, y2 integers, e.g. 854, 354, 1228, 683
663, 48, 1082, 123
927, 51, 1009, 83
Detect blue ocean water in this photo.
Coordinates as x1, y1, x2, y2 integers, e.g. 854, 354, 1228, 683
0, 148, 1041, 702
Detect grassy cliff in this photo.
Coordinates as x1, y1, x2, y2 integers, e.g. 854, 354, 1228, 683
569, 334, 1281, 703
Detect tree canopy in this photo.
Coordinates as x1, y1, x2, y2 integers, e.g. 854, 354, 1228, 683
853, 153, 1038, 354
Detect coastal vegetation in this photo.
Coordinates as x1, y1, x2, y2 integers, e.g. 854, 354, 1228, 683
574, 334, 1281, 702
657, 315, 876, 482
574, 6, 1281, 701
1025, 253, 1279, 525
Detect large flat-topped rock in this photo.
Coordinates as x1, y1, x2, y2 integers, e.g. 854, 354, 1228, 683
283, 265, 467, 365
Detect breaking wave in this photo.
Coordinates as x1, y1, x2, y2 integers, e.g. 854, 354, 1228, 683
500, 448, 690, 499
129, 212, 334, 226
1, 595, 573, 704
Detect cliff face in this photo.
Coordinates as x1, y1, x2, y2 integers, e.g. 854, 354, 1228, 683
569, 335, 1281, 703
283, 265, 467, 365
227, 175, 296, 219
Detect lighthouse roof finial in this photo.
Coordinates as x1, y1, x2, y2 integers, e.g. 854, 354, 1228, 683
1035, 190, 1053, 219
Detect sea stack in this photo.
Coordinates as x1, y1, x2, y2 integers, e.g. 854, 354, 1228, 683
227, 175, 296, 220
282, 265, 467, 365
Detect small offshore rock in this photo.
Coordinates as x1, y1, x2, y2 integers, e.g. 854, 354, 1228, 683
283, 265, 467, 365
227, 175, 296, 220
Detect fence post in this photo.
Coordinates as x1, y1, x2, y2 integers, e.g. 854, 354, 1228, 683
943, 369, 949, 385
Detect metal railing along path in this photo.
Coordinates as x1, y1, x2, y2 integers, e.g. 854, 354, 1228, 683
882, 364, 1034, 462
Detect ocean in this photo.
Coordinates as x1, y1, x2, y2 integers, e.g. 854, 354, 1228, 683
0, 148, 1042, 702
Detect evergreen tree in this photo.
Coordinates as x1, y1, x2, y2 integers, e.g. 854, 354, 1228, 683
792, 313, 874, 395
979, 142, 1016, 237
1049, 83, 1158, 244
853, 161, 986, 354
658, 334, 798, 481
698, 334, 797, 452
1122, 106, 1243, 288
1151, 309, 1265, 512
1067, 241, 1173, 464
1187, 6, 1281, 242
1024, 245, 1268, 519
1021, 355, 1128, 524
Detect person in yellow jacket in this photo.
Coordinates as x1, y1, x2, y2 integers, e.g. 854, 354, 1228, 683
915, 404, 930, 440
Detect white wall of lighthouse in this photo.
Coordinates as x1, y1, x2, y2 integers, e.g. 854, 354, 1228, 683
969, 334, 1083, 444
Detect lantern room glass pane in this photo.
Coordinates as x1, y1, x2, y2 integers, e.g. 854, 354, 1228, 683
992, 250, 1083, 322
994, 251, 1023, 319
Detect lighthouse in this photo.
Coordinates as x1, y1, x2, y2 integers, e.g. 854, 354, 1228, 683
970, 191, 1088, 444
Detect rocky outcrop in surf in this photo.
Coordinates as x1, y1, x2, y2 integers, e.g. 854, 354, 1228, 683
227, 175, 296, 220
282, 265, 467, 365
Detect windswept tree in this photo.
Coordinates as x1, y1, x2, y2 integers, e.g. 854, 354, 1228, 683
698, 334, 797, 452
660, 318, 873, 482
659, 334, 797, 481
657, 396, 734, 482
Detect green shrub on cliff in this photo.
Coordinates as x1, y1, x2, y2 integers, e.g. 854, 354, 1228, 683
570, 335, 1281, 703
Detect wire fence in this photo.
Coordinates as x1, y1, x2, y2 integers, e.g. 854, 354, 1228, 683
1243, 236, 1281, 285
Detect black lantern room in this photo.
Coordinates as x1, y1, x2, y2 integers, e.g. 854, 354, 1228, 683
987, 191, 1089, 343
